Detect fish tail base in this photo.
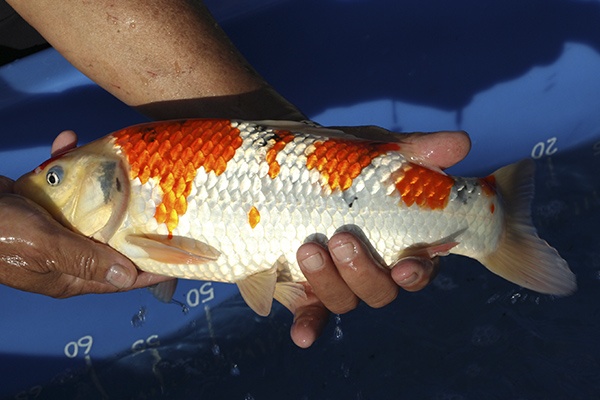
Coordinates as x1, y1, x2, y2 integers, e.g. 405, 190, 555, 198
480, 159, 576, 295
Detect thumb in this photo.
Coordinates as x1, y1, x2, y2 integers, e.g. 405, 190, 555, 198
52, 224, 138, 289
0, 176, 14, 193
11, 194, 141, 291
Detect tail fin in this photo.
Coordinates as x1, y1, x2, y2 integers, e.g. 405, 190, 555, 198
480, 159, 577, 295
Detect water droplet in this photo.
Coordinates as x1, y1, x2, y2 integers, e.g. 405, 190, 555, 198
486, 293, 501, 304
131, 306, 146, 327
510, 292, 522, 304
170, 299, 189, 314
334, 326, 344, 341
230, 364, 240, 376
244, 394, 255, 400
471, 324, 501, 347
211, 344, 221, 356
333, 314, 343, 341
433, 274, 458, 290
340, 362, 351, 378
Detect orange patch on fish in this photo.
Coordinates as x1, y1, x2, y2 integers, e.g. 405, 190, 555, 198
113, 119, 243, 232
266, 131, 295, 179
306, 139, 401, 191
248, 206, 261, 229
394, 163, 454, 210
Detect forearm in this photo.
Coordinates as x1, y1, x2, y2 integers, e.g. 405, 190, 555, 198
7, 0, 303, 120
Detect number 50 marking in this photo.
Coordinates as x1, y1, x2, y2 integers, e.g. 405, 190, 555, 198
186, 282, 215, 307
531, 137, 558, 159
64, 335, 93, 358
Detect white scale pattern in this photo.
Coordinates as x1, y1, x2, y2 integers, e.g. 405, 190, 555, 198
111, 121, 503, 284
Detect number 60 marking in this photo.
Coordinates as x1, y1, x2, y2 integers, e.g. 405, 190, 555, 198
64, 335, 93, 358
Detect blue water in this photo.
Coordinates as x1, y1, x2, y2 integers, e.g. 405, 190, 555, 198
15, 141, 600, 399
3, 0, 600, 398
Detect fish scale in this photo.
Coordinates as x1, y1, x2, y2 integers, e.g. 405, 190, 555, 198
114, 120, 495, 282
15, 119, 577, 316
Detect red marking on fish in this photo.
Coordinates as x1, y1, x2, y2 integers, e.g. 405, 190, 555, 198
113, 119, 243, 232
34, 153, 67, 173
266, 131, 295, 179
480, 175, 497, 197
394, 163, 455, 210
306, 139, 401, 191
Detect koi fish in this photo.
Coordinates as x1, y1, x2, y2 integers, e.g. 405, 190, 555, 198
15, 119, 576, 315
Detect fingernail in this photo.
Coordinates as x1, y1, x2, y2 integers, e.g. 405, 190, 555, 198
106, 264, 133, 289
394, 256, 432, 286
300, 252, 325, 272
403, 256, 434, 270
398, 272, 419, 286
331, 242, 357, 263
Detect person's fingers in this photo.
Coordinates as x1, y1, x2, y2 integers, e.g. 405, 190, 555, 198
326, 232, 399, 309
332, 126, 471, 170
390, 256, 438, 292
402, 130, 471, 169
297, 242, 359, 314
0, 194, 164, 296
51, 130, 78, 156
49, 215, 172, 293
289, 283, 330, 348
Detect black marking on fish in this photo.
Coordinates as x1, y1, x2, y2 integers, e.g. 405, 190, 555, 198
99, 162, 117, 203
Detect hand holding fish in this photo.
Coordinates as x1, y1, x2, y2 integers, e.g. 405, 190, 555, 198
14, 119, 576, 349
291, 128, 470, 347
6, 0, 575, 350
0, 179, 171, 298
1, 124, 467, 349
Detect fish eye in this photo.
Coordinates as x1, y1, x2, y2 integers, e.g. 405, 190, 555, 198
46, 166, 64, 186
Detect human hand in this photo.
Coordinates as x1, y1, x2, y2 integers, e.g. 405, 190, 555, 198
0, 131, 171, 298
289, 126, 471, 348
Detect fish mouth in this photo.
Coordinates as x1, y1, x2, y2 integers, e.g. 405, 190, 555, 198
14, 172, 38, 200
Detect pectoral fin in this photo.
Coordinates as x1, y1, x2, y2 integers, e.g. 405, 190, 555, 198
236, 267, 277, 317
125, 234, 221, 264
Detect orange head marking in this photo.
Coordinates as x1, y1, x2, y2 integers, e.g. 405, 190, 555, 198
113, 119, 242, 233
394, 163, 454, 210
306, 139, 401, 191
